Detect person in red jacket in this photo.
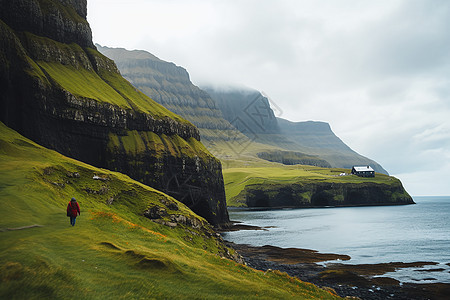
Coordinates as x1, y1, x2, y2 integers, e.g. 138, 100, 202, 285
67, 197, 81, 226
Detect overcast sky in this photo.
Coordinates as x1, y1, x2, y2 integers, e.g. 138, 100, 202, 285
87, 0, 450, 196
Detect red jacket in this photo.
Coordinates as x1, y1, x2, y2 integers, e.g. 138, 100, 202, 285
67, 201, 80, 217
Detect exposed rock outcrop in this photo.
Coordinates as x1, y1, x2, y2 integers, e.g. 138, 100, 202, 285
0, 0, 229, 226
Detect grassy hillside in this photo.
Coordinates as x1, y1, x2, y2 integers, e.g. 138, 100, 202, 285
0, 122, 340, 299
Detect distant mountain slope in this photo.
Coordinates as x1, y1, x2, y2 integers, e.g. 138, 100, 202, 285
277, 118, 388, 174
0, 0, 228, 226
203, 88, 280, 135
97, 45, 216, 127
203, 87, 306, 149
204, 88, 388, 174
277, 119, 353, 151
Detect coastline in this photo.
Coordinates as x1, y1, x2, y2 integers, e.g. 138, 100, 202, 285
224, 241, 450, 300
226, 201, 416, 212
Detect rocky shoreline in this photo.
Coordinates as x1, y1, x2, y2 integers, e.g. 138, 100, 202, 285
225, 241, 450, 300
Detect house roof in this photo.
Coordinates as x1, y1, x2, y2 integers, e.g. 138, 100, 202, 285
353, 166, 374, 172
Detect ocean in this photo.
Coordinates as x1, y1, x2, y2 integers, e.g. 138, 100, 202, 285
222, 196, 450, 283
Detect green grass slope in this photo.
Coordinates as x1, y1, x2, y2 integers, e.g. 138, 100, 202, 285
0, 122, 340, 300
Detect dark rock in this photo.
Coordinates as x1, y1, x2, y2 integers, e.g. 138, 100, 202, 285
160, 198, 178, 211
51, 181, 65, 188
43, 167, 54, 175
67, 172, 80, 178
0, 0, 93, 48
144, 205, 168, 220
169, 214, 203, 229
227, 242, 449, 300
84, 185, 108, 195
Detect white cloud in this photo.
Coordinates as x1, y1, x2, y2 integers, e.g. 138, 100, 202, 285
87, 0, 450, 195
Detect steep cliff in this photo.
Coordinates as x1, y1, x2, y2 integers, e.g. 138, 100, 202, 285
244, 182, 413, 208
0, 0, 228, 226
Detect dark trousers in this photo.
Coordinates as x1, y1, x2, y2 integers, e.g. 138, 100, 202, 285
70, 216, 77, 226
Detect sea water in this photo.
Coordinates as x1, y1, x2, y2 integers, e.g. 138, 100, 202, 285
222, 196, 450, 283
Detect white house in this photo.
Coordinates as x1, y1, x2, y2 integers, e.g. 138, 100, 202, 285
351, 166, 375, 177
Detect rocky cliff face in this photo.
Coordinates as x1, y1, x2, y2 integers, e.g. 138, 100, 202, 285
0, 0, 93, 48
244, 181, 414, 208
0, 0, 229, 226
